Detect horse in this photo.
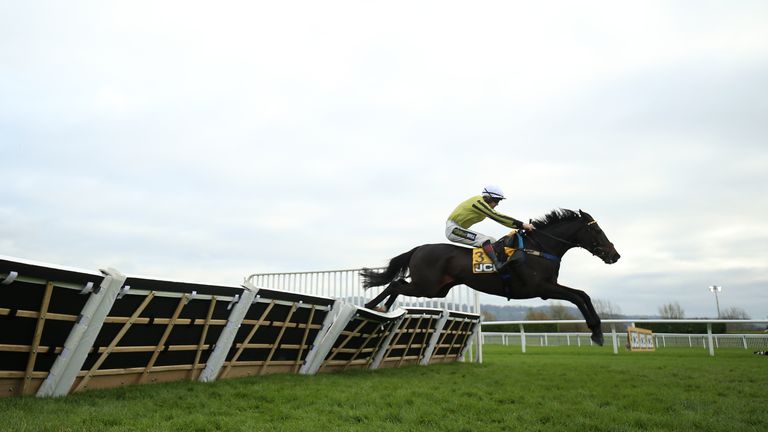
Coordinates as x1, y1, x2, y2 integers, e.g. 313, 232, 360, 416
360, 209, 620, 345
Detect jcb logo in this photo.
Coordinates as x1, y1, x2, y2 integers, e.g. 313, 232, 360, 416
473, 263, 495, 273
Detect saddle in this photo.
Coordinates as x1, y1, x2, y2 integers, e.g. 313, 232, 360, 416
472, 231, 526, 274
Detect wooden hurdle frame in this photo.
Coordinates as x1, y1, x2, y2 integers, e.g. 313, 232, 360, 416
211, 286, 337, 380
70, 278, 242, 393
1, 256, 482, 398
318, 309, 405, 372
374, 308, 444, 368
427, 311, 482, 364
0, 258, 115, 397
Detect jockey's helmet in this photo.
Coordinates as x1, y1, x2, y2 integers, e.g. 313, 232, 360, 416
482, 185, 505, 200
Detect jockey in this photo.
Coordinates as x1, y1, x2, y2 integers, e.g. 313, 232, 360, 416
445, 185, 535, 272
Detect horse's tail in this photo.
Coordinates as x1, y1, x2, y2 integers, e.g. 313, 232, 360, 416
360, 247, 418, 289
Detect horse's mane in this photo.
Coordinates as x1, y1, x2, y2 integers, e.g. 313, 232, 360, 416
531, 208, 581, 229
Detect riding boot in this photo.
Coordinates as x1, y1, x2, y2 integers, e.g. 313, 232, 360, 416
483, 240, 514, 299
481, 240, 505, 271
492, 237, 508, 263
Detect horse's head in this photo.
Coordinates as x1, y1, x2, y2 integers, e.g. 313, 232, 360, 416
575, 210, 621, 264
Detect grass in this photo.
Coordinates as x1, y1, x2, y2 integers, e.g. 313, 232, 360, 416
1, 345, 766, 432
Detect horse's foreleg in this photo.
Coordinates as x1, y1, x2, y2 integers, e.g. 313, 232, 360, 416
569, 287, 601, 330
561, 284, 603, 346
539, 283, 604, 346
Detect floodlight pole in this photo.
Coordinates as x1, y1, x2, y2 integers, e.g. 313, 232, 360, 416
708, 285, 722, 318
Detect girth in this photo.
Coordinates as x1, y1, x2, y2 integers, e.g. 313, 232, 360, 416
502, 232, 561, 263
521, 249, 561, 263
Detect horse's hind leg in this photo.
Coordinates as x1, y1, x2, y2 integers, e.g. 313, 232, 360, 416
369, 278, 425, 312
365, 279, 407, 311
383, 279, 411, 311
382, 278, 442, 311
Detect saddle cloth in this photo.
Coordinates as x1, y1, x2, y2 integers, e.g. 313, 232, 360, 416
472, 247, 517, 274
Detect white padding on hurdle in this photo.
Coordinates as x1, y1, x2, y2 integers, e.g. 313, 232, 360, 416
199, 286, 257, 383
420, 310, 450, 366
369, 313, 406, 370
459, 317, 482, 362
37, 268, 127, 398
1, 271, 18, 285
300, 301, 357, 375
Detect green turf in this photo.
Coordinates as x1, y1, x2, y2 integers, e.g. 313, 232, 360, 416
1, 346, 765, 432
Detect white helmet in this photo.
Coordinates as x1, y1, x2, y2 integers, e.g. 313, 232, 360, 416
482, 185, 505, 200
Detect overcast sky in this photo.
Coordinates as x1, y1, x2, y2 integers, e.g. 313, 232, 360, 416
2, 1, 766, 318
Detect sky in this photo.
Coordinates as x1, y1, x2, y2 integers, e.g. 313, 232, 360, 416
1, 1, 767, 318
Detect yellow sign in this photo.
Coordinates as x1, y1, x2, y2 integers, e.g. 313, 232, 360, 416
627, 327, 655, 352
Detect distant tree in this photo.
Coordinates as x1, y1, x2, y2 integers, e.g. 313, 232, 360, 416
549, 302, 576, 320
481, 310, 497, 322
548, 302, 583, 331
720, 307, 751, 332
593, 298, 622, 319
720, 307, 750, 319
524, 308, 550, 320
658, 302, 685, 319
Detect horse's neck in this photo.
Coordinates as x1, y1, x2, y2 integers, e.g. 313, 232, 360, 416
536, 222, 580, 256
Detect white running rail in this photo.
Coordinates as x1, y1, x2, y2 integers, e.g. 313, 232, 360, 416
483, 319, 768, 357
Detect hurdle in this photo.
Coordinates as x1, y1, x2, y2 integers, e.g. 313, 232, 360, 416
1, 255, 481, 398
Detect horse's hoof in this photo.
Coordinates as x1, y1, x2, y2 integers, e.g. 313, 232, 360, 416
591, 333, 604, 346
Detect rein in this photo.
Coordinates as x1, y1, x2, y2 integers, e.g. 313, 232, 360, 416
522, 220, 598, 261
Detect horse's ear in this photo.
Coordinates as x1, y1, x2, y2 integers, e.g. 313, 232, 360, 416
578, 209, 594, 221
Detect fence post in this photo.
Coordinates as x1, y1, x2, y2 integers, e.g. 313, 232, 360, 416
520, 324, 526, 353
707, 323, 715, 357
743, 335, 748, 350
611, 324, 618, 354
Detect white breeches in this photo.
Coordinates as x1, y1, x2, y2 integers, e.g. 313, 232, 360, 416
445, 220, 496, 247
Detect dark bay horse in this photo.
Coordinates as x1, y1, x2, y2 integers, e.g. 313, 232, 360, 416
361, 209, 620, 345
